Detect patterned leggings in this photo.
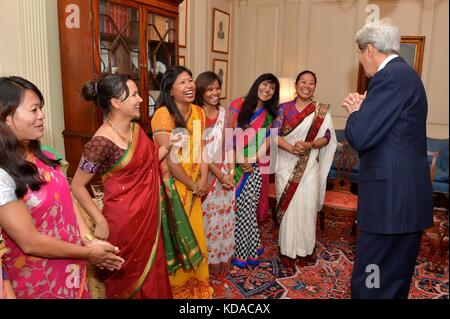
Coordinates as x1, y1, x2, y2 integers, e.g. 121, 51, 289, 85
233, 165, 263, 265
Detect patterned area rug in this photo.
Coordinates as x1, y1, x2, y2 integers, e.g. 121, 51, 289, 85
211, 213, 449, 299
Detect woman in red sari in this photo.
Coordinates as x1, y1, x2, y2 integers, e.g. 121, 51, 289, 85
72, 74, 173, 298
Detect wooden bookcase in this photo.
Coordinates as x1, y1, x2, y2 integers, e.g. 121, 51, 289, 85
57, 0, 182, 176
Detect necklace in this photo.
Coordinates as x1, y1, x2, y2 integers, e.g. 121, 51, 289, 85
107, 119, 133, 144
295, 99, 313, 112
204, 104, 219, 119
179, 104, 192, 121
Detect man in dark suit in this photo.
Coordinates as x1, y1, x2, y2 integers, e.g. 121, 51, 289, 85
342, 19, 433, 299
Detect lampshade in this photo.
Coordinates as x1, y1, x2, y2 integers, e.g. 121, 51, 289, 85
278, 77, 296, 104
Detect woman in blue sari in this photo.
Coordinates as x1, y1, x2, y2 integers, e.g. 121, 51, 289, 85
230, 73, 280, 268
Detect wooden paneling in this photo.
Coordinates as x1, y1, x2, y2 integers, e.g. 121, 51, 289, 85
57, 0, 181, 175
58, 0, 96, 175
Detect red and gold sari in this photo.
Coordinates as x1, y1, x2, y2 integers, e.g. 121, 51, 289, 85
275, 101, 337, 258
99, 123, 172, 299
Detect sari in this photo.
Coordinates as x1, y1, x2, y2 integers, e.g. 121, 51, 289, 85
2, 150, 89, 299
85, 123, 172, 299
274, 100, 337, 258
229, 98, 273, 267
151, 104, 214, 299
1, 230, 14, 299
202, 107, 236, 275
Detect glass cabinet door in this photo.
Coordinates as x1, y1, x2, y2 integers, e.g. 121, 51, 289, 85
146, 12, 177, 117
98, 0, 141, 88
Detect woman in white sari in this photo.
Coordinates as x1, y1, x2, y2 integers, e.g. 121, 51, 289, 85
273, 71, 337, 268
195, 71, 236, 278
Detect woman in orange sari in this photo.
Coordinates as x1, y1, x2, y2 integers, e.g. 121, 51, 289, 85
72, 74, 173, 298
151, 66, 214, 299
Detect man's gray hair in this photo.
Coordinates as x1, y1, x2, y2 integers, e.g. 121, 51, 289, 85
356, 19, 400, 54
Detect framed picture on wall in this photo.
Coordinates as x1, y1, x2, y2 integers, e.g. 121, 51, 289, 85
212, 8, 230, 54
357, 36, 425, 93
179, 55, 185, 66
178, 0, 187, 48
213, 59, 228, 99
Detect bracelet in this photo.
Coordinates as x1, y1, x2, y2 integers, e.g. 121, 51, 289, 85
291, 144, 296, 152
229, 168, 235, 176
84, 233, 94, 243
311, 141, 316, 149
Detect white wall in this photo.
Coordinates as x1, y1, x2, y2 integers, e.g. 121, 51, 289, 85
180, 0, 235, 106
230, 0, 449, 137
0, 0, 66, 154
2, 0, 447, 149
370, 0, 449, 138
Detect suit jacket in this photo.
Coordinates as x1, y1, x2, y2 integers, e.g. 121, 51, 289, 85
345, 57, 433, 234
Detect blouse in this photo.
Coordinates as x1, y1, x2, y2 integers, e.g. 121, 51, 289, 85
0, 168, 17, 207
79, 136, 126, 174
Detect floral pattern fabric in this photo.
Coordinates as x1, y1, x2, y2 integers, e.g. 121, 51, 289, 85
202, 107, 236, 270
2, 152, 88, 299
79, 136, 125, 174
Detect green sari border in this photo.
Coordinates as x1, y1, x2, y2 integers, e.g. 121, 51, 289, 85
102, 122, 138, 181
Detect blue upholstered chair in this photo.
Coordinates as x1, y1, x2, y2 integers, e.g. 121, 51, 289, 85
427, 138, 449, 195
329, 132, 449, 197
425, 138, 448, 273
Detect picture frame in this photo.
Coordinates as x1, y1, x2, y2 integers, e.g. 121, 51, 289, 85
212, 8, 230, 54
179, 55, 185, 66
148, 94, 156, 117
178, 0, 187, 48
213, 59, 228, 99
357, 36, 425, 93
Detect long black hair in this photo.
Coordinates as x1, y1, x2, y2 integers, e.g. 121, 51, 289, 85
81, 74, 131, 116
195, 71, 222, 107
156, 66, 193, 128
237, 73, 279, 129
0, 76, 60, 198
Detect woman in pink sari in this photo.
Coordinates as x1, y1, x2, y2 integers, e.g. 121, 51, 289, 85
0, 76, 124, 299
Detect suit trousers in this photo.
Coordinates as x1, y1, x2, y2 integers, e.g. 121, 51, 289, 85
351, 230, 422, 299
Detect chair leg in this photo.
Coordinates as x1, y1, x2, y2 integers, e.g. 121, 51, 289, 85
351, 220, 357, 236
319, 210, 325, 231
